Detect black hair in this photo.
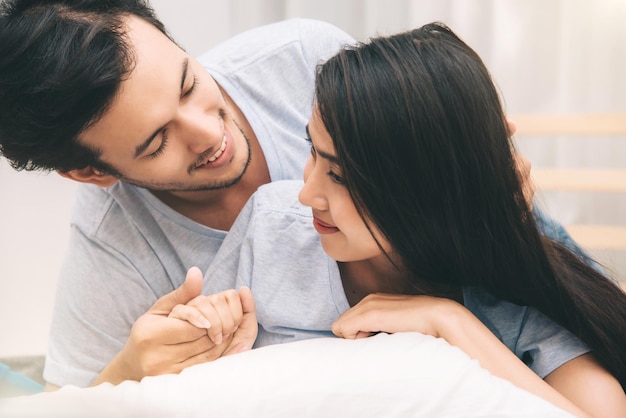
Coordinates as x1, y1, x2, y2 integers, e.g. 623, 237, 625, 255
315, 22, 626, 390
0, 0, 170, 172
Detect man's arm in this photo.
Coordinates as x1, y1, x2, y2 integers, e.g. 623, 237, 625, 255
45, 227, 219, 387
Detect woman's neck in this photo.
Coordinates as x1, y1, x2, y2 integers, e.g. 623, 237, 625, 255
338, 255, 463, 307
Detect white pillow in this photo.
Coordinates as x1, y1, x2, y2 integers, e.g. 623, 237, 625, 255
0, 333, 572, 418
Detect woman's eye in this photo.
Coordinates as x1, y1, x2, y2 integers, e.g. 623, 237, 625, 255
309, 144, 317, 158
327, 170, 345, 185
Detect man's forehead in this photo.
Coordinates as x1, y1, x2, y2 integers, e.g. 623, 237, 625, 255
77, 15, 189, 155
121, 14, 175, 55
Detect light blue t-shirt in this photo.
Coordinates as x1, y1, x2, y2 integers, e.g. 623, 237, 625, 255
44, 19, 355, 388
206, 180, 591, 379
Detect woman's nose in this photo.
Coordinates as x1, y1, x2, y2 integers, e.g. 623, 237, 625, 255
299, 157, 327, 210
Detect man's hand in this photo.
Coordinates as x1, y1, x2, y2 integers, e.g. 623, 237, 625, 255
91, 267, 257, 386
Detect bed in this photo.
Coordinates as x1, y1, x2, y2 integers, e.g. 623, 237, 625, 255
0, 332, 572, 417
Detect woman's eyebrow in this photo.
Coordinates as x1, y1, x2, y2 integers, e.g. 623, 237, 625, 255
305, 124, 339, 164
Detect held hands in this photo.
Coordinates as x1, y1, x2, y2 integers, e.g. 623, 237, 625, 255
168, 284, 256, 349
94, 267, 257, 386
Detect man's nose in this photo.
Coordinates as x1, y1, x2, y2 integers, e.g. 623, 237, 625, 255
179, 111, 224, 154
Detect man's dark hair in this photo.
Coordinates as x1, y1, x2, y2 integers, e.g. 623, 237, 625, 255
0, 0, 170, 172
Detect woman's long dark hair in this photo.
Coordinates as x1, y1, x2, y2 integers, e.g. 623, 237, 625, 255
315, 22, 626, 390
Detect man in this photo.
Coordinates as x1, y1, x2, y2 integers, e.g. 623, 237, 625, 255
0, 0, 354, 388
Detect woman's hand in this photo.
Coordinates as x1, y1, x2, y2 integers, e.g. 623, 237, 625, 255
332, 293, 458, 339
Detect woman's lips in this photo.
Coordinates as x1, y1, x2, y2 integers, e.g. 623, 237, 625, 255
312, 217, 339, 234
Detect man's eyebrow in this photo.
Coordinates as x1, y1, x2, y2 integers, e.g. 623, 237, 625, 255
134, 59, 189, 158
180, 58, 189, 93
134, 128, 162, 158
306, 124, 339, 164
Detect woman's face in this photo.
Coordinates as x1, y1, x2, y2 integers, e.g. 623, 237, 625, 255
298, 107, 391, 262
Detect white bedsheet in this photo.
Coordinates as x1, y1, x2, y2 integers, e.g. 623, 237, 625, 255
0, 332, 573, 417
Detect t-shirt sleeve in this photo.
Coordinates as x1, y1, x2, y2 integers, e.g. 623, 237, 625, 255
464, 288, 591, 379
44, 226, 159, 388
515, 306, 591, 378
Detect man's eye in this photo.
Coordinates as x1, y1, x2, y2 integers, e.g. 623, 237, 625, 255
148, 130, 169, 159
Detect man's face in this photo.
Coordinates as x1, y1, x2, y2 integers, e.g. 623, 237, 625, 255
79, 16, 251, 192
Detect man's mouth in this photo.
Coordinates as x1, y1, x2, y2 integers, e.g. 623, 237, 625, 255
208, 135, 227, 162
196, 135, 227, 168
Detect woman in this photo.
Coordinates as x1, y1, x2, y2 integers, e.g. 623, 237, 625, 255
183, 22, 626, 417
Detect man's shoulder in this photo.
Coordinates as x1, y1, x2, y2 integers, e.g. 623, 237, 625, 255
72, 183, 121, 233
72, 182, 154, 240
198, 18, 353, 69
264, 18, 353, 43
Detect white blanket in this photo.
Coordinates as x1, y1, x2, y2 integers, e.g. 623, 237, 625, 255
0, 333, 572, 417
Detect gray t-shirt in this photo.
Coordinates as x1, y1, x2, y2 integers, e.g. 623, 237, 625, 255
44, 19, 354, 388
206, 180, 590, 379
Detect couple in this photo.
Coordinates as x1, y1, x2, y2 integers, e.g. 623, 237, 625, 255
0, 1, 624, 416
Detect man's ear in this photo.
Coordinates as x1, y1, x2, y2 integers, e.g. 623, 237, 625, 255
57, 167, 118, 187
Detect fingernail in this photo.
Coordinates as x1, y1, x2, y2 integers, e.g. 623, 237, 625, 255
199, 317, 211, 329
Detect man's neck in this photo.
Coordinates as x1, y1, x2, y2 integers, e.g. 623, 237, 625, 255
151, 173, 265, 231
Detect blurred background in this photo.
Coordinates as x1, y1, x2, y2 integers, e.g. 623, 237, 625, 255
1, 0, 624, 359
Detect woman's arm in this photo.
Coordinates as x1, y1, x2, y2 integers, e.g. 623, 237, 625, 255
545, 354, 626, 418
332, 294, 592, 417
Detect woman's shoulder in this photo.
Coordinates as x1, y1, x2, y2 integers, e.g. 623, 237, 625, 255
253, 180, 308, 213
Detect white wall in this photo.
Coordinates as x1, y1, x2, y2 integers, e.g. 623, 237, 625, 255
1, 0, 624, 358
0, 164, 76, 357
